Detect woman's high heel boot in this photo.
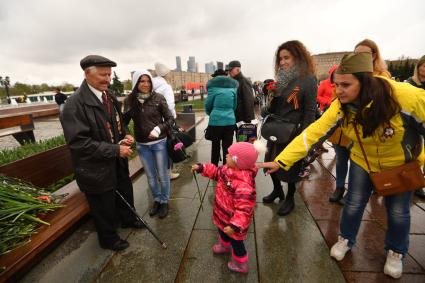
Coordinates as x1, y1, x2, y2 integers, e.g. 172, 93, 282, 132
262, 187, 285, 203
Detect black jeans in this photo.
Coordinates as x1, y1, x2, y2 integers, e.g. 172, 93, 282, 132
209, 125, 235, 166
218, 229, 247, 257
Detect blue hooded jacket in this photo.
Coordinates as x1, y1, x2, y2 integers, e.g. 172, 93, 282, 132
205, 76, 239, 126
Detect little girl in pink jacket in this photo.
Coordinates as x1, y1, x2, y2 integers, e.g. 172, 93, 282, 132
192, 141, 266, 273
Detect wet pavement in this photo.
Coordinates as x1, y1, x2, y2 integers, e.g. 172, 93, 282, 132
17, 116, 425, 282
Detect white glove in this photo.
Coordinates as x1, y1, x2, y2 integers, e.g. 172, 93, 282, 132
150, 126, 161, 138
250, 119, 259, 125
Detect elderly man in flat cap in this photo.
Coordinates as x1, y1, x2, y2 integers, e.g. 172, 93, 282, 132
60, 55, 145, 251
227, 60, 255, 129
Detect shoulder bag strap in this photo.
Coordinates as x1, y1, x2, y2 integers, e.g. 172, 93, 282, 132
353, 123, 372, 173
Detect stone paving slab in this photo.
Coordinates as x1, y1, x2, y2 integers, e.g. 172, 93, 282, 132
254, 194, 345, 282
20, 220, 113, 283
175, 230, 258, 282
343, 271, 425, 283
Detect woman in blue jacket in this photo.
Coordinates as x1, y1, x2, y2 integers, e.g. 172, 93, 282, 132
205, 69, 239, 165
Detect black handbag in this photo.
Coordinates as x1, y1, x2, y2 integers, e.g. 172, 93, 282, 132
204, 126, 213, 141
175, 131, 193, 148
167, 131, 188, 163
260, 114, 297, 144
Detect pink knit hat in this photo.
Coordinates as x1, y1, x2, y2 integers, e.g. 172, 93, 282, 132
228, 142, 263, 170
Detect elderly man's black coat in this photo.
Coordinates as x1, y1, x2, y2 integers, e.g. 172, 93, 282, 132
60, 80, 127, 194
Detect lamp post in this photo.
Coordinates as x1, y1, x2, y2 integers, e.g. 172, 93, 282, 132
0, 76, 11, 104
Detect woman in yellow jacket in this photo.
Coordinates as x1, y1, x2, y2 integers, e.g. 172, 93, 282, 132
259, 52, 425, 279
329, 39, 392, 203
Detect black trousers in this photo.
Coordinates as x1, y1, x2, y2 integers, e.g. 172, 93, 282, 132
84, 158, 136, 246
218, 229, 246, 257
209, 125, 235, 166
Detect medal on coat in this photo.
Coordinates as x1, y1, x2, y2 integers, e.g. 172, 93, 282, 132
383, 124, 395, 138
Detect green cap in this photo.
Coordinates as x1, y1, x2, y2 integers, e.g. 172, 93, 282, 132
336, 52, 373, 74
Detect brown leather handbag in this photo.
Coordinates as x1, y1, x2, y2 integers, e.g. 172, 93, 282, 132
354, 124, 425, 196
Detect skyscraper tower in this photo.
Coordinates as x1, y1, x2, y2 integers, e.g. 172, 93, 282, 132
176, 56, 182, 71
205, 62, 215, 74
187, 56, 196, 72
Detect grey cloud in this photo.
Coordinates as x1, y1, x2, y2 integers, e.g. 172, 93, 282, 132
1, 0, 424, 84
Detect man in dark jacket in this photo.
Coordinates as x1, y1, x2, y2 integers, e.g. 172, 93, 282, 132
228, 60, 255, 125
60, 55, 144, 251
54, 88, 67, 112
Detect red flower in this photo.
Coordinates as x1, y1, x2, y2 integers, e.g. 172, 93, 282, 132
36, 195, 51, 203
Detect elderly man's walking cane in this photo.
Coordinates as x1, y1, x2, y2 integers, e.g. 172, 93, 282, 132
115, 190, 167, 249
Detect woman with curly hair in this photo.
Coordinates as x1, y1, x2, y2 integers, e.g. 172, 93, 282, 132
261, 40, 317, 216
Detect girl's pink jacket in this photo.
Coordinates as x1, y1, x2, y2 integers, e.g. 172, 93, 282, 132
199, 163, 257, 241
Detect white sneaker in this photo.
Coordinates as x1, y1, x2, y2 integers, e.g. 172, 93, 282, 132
330, 236, 351, 261
384, 250, 403, 279
170, 172, 180, 180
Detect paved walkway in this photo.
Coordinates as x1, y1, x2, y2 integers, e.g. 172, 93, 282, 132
19, 115, 425, 282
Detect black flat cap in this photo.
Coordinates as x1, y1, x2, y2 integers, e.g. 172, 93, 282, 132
211, 69, 228, 77
80, 55, 117, 70
228, 60, 241, 69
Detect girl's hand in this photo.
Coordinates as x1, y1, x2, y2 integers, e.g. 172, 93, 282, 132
191, 164, 199, 172
256, 161, 280, 175
223, 226, 234, 236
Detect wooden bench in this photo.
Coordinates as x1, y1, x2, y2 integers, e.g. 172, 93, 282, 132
0, 114, 36, 145
0, 104, 59, 119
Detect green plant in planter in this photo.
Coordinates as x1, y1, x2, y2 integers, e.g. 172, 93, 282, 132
0, 135, 66, 166
46, 174, 75, 192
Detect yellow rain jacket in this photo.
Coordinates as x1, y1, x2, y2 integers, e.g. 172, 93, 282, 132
275, 77, 425, 173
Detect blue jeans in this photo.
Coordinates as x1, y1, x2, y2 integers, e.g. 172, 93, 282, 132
136, 139, 170, 204
339, 161, 413, 255
334, 144, 349, 188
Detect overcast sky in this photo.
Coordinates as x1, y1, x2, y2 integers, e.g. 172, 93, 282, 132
0, 0, 424, 86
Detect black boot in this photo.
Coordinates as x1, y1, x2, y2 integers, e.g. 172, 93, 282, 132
149, 201, 160, 217
158, 203, 169, 219
277, 183, 296, 216
329, 187, 345, 202
263, 187, 285, 203
277, 196, 294, 216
